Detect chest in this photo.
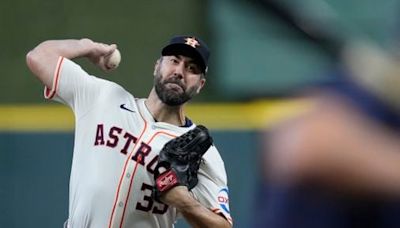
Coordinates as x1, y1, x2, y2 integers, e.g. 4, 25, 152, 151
92, 121, 180, 164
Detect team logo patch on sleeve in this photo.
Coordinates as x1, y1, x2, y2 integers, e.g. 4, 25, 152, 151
217, 188, 230, 214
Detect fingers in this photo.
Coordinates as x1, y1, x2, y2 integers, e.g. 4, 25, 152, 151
109, 44, 117, 54
100, 43, 117, 56
86, 41, 119, 71
93, 42, 117, 56
80, 38, 117, 56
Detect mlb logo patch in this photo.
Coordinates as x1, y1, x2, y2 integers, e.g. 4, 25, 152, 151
217, 188, 230, 214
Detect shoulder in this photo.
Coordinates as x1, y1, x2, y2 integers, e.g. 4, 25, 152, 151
62, 58, 127, 89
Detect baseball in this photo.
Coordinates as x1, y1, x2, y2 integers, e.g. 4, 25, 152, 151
105, 49, 121, 69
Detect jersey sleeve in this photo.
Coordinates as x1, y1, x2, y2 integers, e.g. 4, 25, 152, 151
44, 56, 112, 117
190, 146, 233, 225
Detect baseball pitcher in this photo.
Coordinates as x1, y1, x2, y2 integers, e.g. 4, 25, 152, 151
26, 35, 232, 228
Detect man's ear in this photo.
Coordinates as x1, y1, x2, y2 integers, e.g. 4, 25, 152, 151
196, 78, 206, 93
153, 58, 161, 76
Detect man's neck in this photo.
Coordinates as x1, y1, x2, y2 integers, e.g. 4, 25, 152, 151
145, 92, 186, 126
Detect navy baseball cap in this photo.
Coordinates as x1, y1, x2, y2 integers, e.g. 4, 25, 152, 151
161, 35, 210, 73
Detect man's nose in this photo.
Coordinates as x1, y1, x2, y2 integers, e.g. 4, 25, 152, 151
173, 63, 184, 79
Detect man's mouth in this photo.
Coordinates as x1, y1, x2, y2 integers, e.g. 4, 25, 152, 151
165, 82, 184, 92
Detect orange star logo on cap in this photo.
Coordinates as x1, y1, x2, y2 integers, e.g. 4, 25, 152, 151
185, 37, 200, 48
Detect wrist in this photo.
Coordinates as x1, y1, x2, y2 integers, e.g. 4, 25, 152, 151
78, 38, 96, 57
161, 186, 194, 208
174, 194, 201, 213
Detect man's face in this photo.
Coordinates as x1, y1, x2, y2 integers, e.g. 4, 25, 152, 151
154, 55, 205, 106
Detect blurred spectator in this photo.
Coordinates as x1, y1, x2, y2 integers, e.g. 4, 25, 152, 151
256, 49, 400, 227
247, 0, 400, 226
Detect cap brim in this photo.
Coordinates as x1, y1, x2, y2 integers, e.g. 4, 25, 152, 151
162, 44, 206, 73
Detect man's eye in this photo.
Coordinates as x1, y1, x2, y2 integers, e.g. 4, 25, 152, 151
170, 58, 179, 64
188, 65, 200, 73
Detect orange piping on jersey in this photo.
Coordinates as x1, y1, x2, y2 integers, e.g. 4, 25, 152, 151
108, 112, 148, 228
211, 208, 233, 225
119, 130, 178, 227
226, 217, 233, 225
44, 56, 64, 99
146, 131, 177, 144
119, 155, 142, 228
211, 208, 219, 213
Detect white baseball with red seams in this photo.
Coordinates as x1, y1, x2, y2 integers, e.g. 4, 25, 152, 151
45, 57, 232, 228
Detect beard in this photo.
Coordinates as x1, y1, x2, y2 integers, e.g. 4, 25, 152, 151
154, 71, 199, 106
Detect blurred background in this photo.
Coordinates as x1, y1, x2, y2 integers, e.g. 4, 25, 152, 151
1, 0, 400, 227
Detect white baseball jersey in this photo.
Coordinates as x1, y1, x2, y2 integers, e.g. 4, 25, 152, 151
44, 57, 232, 228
